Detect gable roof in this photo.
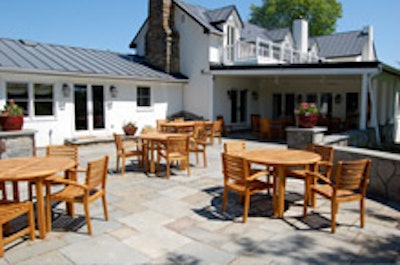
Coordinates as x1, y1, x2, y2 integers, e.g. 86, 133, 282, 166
310, 30, 369, 58
0, 38, 185, 82
174, 0, 243, 34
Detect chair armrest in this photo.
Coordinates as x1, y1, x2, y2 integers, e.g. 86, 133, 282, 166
306, 171, 331, 184
47, 178, 88, 190
248, 170, 270, 181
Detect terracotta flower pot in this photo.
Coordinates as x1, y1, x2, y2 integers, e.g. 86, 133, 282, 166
0, 116, 24, 131
297, 114, 318, 128
123, 125, 138, 135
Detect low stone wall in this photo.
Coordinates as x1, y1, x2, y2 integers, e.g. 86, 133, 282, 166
0, 129, 36, 159
333, 145, 400, 202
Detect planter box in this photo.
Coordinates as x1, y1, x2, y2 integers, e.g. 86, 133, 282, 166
0, 116, 24, 131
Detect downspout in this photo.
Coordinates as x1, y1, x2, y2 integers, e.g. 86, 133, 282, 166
367, 64, 383, 144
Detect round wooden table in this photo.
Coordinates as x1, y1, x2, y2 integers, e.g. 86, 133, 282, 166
242, 149, 321, 218
138, 133, 188, 174
0, 156, 76, 239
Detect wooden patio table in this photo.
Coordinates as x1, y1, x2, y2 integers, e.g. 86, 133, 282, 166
138, 132, 188, 174
0, 156, 76, 239
241, 149, 321, 218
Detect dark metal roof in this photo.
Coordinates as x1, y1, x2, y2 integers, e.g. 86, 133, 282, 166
311, 30, 368, 58
205, 5, 236, 24
0, 37, 186, 82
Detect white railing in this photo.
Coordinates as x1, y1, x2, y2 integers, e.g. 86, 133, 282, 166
223, 37, 320, 65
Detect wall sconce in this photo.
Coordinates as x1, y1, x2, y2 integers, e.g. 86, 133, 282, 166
251, 91, 258, 100
62, 84, 70, 98
334, 94, 342, 104
227, 90, 231, 100
110, 85, 118, 98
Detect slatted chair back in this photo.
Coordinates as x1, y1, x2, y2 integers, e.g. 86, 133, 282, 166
307, 143, 334, 178
259, 118, 271, 139
156, 119, 168, 132
193, 122, 206, 140
167, 135, 189, 155
334, 159, 371, 192
46, 145, 78, 162
113, 133, 124, 154
86, 156, 109, 191
223, 141, 246, 155
222, 152, 248, 183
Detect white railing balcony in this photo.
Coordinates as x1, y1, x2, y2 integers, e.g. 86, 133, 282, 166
223, 37, 320, 65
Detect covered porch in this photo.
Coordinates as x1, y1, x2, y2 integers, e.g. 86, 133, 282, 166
211, 62, 400, 145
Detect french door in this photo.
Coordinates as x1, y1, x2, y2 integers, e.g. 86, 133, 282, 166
230, 89, 247, 124
74, 85, 105, 133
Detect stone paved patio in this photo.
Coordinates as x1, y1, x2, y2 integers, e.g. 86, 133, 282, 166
1, 135, 400, 264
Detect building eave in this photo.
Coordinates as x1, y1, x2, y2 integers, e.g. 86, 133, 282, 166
210, 61, 382, 76
0, 67, 188, 84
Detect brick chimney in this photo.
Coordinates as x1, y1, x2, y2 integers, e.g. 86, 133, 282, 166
145, 0, 180, 74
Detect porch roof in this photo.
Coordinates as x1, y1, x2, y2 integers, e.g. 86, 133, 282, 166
210, 61, 399, 77
0, 38, 187, 83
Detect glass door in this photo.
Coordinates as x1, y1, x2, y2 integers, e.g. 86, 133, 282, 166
230, 89, 247, 124
74, 85, 105, 133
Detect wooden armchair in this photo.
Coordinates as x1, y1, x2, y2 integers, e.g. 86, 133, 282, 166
259, 118, 271, 139
113, 133, 143, 175
157, 135, 190, 179
224, 141, 273, 195
303, 159, 372, 233
29, 145, 81, 201
287, 144, 334, 205
189, 122, 208, 167
221, 152, 274, 223
46, 156, 109, 235
212, 120, 223, 144
0, 201, 35, 257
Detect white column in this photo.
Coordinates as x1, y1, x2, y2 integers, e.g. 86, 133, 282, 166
360, 74, 369, 130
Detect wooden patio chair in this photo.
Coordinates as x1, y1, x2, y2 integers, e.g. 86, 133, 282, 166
287, 144, 334, 205
46, 156, 109, 235
259, 118, 271, 139
113, 133, 143, 175
157, 135, 190, 179
223, 141, 273, 195
189, 122, 208, 167
303, 159, 371, 233
0, 201, 35, 257
212, 120, 223, 144
221, 152, 274, 223
28, 145, 83, 200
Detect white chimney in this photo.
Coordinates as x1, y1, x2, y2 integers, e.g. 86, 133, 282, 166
293, 19, 308, 54
363, 25, 374, 61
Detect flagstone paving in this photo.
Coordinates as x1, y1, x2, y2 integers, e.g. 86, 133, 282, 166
1, 136, 400, 264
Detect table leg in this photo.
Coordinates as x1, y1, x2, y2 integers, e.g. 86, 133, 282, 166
150, 141, 155, 174
35, 179, 46, 239
274, 166, 286, 218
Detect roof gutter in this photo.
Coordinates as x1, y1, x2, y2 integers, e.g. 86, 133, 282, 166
0, 68, 188, 84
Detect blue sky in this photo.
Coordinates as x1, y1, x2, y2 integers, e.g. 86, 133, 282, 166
0, 0, 398, 68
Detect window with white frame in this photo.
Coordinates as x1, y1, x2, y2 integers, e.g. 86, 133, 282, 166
34, 83, 53, 116
6, 82, 54, 117
137, 86, 151, 107
6, 82, 29, 116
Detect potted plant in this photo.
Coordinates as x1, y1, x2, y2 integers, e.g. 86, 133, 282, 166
0, 99, 24, 131
294, 102, 318, 128
122, 121, 138, 135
